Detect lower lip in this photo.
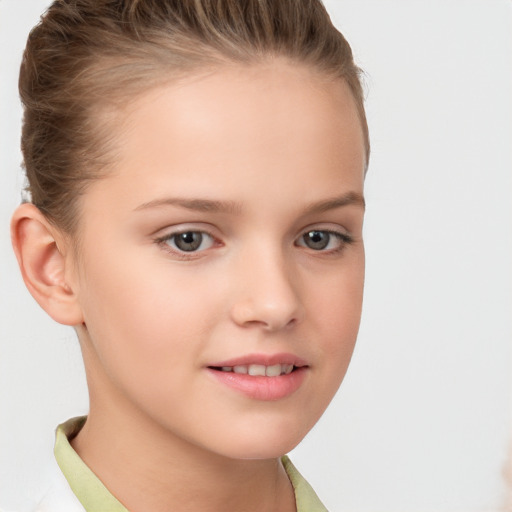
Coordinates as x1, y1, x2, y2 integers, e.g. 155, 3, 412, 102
207, 367, 308, 401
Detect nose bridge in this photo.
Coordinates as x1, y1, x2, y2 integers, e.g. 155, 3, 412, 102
230, 239, 302, 330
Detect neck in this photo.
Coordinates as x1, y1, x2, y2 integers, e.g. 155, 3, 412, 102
72, 379, 296, 512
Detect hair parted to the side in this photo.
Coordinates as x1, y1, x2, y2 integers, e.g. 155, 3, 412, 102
19, 0, 370, 233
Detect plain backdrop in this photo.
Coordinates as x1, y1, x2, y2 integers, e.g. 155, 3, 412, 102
1, 1, 511, 511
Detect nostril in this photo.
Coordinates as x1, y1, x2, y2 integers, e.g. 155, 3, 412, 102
228, 269, 304, 331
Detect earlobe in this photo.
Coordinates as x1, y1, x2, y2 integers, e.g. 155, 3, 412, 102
10, 203, 84, 326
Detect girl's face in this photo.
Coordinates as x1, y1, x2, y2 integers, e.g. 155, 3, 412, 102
71, 62, 366, 459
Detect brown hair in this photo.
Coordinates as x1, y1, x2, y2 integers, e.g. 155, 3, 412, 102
19, 0, 369, 233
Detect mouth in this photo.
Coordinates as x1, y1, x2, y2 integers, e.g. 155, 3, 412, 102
208, 364, 297, 377
206, 354, 308, 401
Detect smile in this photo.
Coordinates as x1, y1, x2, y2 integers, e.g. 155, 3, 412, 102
211, 364, 295, 377
206, 354, 308, 401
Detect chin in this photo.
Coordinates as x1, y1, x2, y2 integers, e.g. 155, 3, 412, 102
211, 419, 313, 460
224, 440, 303, 461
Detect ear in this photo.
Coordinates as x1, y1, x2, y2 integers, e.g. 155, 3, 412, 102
11, 203, 84, 326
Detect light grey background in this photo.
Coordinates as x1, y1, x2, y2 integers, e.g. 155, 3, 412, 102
1, 1, 511, 511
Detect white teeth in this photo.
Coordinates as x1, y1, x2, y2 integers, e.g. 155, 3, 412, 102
282, 364, 294, 375
248, 364, 266, 376
266, 364, 282, 377
217, 364, 296, 376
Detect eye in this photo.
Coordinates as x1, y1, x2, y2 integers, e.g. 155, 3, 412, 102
296, 230, 352, 252
159, 231, 215, 253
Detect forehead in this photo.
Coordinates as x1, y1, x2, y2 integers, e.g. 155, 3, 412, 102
84, 62, 365, 212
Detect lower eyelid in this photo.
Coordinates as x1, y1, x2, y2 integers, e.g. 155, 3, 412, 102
156, 230, 217, 252
295, 229, 353, 251
155, 228, 352, 255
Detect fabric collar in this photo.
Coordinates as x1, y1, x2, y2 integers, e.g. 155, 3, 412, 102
55, 417, 328, 512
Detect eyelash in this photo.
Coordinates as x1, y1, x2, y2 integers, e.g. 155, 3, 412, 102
295, 229, 354, 255
154, 228, 353, 260
155, 230, 218, 260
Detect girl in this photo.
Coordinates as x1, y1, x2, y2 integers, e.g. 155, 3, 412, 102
9, 0, 369, 510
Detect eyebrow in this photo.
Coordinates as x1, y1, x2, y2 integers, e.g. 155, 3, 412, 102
134, 197, 243, 215
134, 192, 364, 215
303, 192, 365, 214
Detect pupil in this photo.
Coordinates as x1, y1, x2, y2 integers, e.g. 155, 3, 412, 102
175, 232, 202, 251
305, 231, 329, 250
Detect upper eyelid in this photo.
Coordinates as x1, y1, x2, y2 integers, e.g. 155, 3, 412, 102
155, 230, 349, 260
157, 229, 214, 239
152, 222, 353, 242
297, 223, 351, 237
296, 229, 353, 244
153, 223, 219, 238
155, 229, 218, 248
155, 229, 218, 259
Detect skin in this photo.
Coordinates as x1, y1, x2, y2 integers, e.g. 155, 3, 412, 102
12, 61, 365, 511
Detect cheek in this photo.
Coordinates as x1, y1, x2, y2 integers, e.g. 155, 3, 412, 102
75, 256, 218, 422
312, 258, 364, 337
76, 249, 218, 374
289, 261, 364, 440
306, 256, 364, 383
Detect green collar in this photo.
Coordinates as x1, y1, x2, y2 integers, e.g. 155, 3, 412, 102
55, 417, 328, 512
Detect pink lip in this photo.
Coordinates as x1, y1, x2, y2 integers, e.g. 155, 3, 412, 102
206, 353, 309, 401
208, 352, 308, 368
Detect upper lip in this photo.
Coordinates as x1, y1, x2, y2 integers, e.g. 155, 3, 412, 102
207, 353, 308, 368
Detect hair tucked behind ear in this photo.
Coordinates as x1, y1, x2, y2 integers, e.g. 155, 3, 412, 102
19, 0, 369, 233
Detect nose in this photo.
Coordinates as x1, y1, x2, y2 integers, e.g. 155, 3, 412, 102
229, 248, 303, 331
